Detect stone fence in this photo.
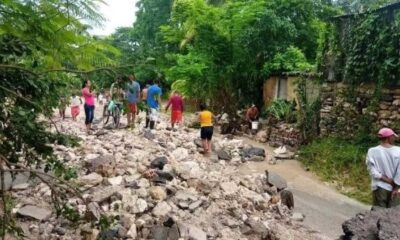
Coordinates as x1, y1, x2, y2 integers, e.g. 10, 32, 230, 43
319, 82, 400, 136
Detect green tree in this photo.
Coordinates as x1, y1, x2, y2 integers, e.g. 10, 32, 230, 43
0, 1, 119, 237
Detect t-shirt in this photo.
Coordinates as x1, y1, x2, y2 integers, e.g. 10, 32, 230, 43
167, 95, 184, 112
71, 96, 81, 107
199, 110, 213, 127
82, 87, 95, 106
247, 107, 259, 120
147, 84, 162, 109
366, 145, 400, 191
126, 81, 141, 103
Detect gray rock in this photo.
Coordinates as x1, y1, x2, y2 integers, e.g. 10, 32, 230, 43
85, 154, 115, 177
151, 157, 168, 170
12, 183, 30, 190
241, 147, 266, 158
98, 229, 118, 240
291, 212, 304, 222
86, 202, 101, 221
52, 226, 66, 236
121, 214, 135, 229
127, 224, 137, 239
151, 226, 169, 240
178, 201, 189, 209
342, 208, 400, 240
168, 224, 180, 240
174, 161, 202, 180
245, 217, 269, 235
106, 176, 123, 186
189, 200, 203, 211
91, 186, 122, 203
175, 191, 198, 202
220, 182, 238, 195
266, 170, 287, 190
78, 173, 103, 186
117, 226, 128, 238
378, 214, 400, 240
133, 198, 148, 213
17, 205, 52, 221
217, 150, 232, 161
178, 223, 207, 240
144, 130, 155, 140
152, 201, 171, 217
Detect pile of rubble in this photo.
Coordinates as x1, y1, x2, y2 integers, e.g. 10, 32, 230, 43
7, 115, 328, 240
342, 207, 400, 240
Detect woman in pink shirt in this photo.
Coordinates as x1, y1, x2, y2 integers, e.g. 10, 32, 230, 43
81, 80, 95, 133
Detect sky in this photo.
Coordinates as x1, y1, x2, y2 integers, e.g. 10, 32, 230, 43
89, 0, 139, 36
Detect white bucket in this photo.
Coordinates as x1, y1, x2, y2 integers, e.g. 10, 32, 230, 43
251, 121, 259, 130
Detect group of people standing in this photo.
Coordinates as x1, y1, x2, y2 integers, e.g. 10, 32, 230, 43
58, 74, 215, 154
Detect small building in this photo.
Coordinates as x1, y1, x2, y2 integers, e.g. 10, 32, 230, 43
263, 72, 320, 107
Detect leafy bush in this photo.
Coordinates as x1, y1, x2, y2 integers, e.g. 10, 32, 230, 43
264, 46, 314, 75
299, 137, 372, 203
264, 99, 296, 123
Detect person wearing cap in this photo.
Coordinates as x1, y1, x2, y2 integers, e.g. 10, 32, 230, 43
246, 104, 259, 129
366, 127, 400, 208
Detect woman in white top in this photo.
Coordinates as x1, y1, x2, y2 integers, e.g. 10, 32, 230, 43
70, 94, 82, 121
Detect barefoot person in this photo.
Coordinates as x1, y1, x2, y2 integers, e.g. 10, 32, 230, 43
126, 75, 141, 128
146, 80, 162, 129
70, 93, 82, 121
165, 91, 184, 129
199, 103, 213, 154
82, 80, 95, 133
366, 128, 400, 208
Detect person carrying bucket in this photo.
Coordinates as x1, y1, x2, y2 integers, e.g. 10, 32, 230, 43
246, 104, 259, 130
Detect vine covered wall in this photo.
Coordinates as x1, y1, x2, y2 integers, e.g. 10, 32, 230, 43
320, 2, 400, 88
318, 2, 400, 139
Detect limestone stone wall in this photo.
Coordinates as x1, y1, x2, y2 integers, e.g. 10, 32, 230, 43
319, 82, 400, 136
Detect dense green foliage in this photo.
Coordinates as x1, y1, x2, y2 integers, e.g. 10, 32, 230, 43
320, 2, 400, 88
300, 137, 373, 203
111, 0, 340, 109
0, 1, 119, 237
264, 99, 296, 123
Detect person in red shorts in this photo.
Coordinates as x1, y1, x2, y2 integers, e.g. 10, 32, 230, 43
165, 91, 184, 129
126, 75, 141, 128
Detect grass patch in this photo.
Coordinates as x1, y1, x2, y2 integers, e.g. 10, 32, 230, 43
299, 137, 372, 204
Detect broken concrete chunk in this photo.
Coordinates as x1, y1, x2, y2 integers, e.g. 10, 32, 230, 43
17, 205, 52, 221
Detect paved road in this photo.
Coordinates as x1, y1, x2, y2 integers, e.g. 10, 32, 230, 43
238, 139, 369, 239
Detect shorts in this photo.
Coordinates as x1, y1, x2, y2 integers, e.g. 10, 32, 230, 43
373, 187, 400, 208
149, 108, 159, 121
128, 103, 137, 113
71, 106, 80, 118
171, 111, 183, 124
200, 126, 214, 140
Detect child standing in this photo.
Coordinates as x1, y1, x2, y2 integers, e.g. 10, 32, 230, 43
198, 103, 213, 154
70, 94, 82, 121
